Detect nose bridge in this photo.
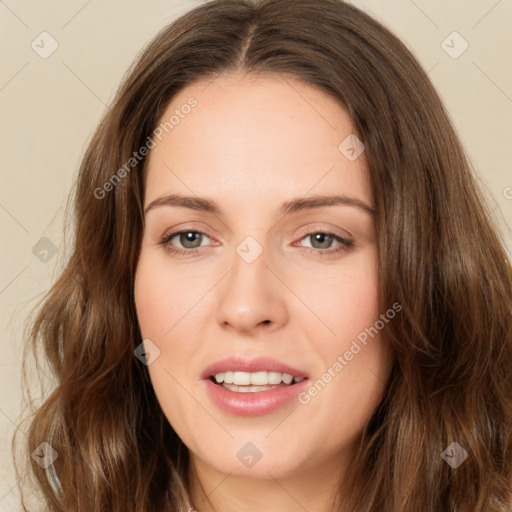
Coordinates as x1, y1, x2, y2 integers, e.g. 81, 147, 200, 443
215, 234, 286, 331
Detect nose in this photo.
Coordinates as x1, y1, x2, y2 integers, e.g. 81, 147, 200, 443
215, 247, 288, 334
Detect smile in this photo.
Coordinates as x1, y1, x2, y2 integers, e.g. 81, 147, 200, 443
211, 370, 305, 392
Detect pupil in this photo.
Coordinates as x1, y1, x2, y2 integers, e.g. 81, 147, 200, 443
182, 232, 200, 248
313, 233, 331, 249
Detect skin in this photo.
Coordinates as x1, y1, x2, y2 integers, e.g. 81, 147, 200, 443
134, 71, 394, 512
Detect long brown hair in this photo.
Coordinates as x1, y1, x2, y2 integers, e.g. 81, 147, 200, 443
14, 0, 512, 510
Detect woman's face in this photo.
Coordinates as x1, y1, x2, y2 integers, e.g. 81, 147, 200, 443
134, 71, 394, 483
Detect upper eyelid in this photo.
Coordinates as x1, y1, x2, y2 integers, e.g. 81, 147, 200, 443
161, 220, 353, 238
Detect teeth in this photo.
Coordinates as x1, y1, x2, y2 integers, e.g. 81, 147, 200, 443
213, 371, 304, 386
222, 383, 278, 393
282, 373, 293, 385
268, 371, 284, 385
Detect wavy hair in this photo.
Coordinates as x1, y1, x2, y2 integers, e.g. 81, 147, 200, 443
14, 0, 512, 510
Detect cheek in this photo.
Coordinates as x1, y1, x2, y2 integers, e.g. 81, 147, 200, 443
134, 255, 161, 327
133, 253, 206, 386
296, 247, 387, 413
133, 256, 200, 431
300, 248, 379, 344
134, 252, 200, 338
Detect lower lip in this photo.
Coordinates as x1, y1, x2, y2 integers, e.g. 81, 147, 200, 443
203, 378, 309, 416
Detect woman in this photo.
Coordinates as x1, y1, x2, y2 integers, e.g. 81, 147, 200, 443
15, 0, 512, 511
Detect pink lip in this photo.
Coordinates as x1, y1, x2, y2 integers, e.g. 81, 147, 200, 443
203, 378, 309, 416
200, 357, 310, 417
200, 356, 309, 380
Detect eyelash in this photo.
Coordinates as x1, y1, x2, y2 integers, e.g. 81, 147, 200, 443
158, 229, 354, 258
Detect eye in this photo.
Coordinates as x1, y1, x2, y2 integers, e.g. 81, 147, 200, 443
159, 230, 213, 255
158, 229, 354, 257
295, 231, 354, 257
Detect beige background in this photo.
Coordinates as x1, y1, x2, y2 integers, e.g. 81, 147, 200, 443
1, 0, 511, 509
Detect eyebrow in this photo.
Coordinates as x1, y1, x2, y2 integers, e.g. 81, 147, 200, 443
144, 193, 375, 216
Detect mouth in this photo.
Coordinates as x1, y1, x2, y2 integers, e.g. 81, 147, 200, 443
201, 356, 309, 393
201, 357, 310, 415
209, 371, 306, 393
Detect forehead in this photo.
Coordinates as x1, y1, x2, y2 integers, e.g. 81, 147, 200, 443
144, 71, 371, 210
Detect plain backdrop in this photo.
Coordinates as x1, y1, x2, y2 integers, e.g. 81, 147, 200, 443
1, 1, 511, 510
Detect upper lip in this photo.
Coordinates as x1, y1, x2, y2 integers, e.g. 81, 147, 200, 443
200, 357, 309, 380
